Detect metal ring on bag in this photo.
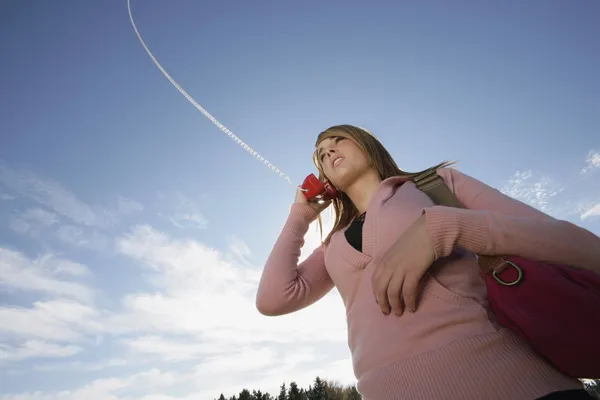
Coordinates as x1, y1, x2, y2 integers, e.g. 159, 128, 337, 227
492, 260, 523, 286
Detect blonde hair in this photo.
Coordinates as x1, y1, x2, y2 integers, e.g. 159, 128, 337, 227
313, 124, 453, 245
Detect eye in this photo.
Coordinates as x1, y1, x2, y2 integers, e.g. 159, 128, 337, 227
318, 137, 344, 161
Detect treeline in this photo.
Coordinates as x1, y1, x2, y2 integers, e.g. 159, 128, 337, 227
215, 377, 600, 400
215, 377, 361, 400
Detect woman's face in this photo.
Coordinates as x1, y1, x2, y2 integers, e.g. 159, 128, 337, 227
316, 135, 370, 189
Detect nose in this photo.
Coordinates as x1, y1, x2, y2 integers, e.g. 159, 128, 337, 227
325, 148, 337, 158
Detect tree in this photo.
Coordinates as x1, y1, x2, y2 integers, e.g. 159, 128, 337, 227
238, 389, 252, 400
288, 382, 302, 400
278, 383, 288, 400
253, 389, 273, 400
346, 386, 362, 400
307, 377, 327, 400
216, 376, 361, 400
214, 375, 600, 400
324, 379, 344, 400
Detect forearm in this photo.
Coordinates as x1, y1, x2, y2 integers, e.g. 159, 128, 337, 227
256, 204, 334, 316
424, 205, 600, 273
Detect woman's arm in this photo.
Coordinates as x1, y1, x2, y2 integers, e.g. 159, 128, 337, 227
256, 204, 335, 316
421, 167, 600, 273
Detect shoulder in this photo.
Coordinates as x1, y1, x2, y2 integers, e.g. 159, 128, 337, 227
437, 165, 495, 188
435, 165, 491, 200
436, 165, 461, 192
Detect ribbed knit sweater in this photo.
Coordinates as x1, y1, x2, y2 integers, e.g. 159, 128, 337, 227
256, 167, 599, 399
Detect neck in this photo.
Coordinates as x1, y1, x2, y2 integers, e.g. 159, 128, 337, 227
343, 170, 382, 214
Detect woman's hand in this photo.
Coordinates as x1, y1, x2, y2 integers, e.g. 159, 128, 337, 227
371, 214, 436, 316
295, 187, 331, 214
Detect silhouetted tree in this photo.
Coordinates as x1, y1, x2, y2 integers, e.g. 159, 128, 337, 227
217, 376, 362, 400
217, 376, 600, 400
346, 386, 362, 400
238, 389, 252, 400
278, 383, 288, 400
324, 379, 344, 400
288, 382, 302, 400
307, 377, 327, 400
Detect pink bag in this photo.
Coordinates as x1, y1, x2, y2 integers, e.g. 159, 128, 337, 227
484, 256, 600, 378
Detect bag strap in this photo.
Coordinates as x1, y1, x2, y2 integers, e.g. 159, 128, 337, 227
412, 167, 464, 209
412, 167, 504, 275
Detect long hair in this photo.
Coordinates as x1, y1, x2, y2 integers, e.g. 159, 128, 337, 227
313, 125, 453, 245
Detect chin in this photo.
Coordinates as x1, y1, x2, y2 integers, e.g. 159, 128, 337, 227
330, 172, 354, 191
331, 167, 373, 190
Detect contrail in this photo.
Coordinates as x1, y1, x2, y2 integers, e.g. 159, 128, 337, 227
126, 0, 293, 185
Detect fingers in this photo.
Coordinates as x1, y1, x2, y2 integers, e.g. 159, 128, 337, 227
294, 187, 308, 204
401, 274, 421, 313
373, 265, 421, 317
387, 273, 405, 316
372, 268, 392, 315
316, 199, 332, 211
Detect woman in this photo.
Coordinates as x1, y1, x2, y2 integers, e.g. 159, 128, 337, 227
256, 125, 599, 399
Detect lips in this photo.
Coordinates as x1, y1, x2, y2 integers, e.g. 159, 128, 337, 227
332, 156, 344, 169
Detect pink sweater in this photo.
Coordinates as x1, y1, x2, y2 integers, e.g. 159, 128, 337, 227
256, 168, 600, 400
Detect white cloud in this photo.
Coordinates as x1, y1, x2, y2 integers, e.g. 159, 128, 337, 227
163, 192, 207, 229
0, 352, 356, 400
0, 192, 16, 201
32, 254, 89, 277
0, 248, 94, 303
581, 203, 600, 220
33, 358, 129, 372
8, 208, 58, 236
56, 225, 110, 251
500, 170, 563, 215
0, 299, 102, 342
0, 164, 116, 227
194, 347, 278, 376
9, 218, 30, 234
118, 197, 144, 215
0, 369, 177, 400
21, 208, 58, 226
113, 221, 345, 342
0, 173, 352, 398
0, 163, 142, 228
500, 170, 600, 223
1, 162, 139, 254
581, 150, 600, 174
102, 214, 350, 397
0, 340, 81, 363
122, 335, 225, 362
226, 235, 254, 266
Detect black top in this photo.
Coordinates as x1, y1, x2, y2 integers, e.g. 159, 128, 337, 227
344, 212, 365, 252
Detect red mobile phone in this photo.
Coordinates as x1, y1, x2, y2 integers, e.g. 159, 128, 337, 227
300, 173, 338, 203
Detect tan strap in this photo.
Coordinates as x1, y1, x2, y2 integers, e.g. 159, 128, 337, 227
412, 168, 503, 275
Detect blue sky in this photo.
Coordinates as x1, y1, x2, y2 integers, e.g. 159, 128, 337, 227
1, 0, 599, 398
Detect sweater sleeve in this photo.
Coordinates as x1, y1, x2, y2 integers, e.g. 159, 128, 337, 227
422, 167, 600, 273
255, 203, 335, 316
